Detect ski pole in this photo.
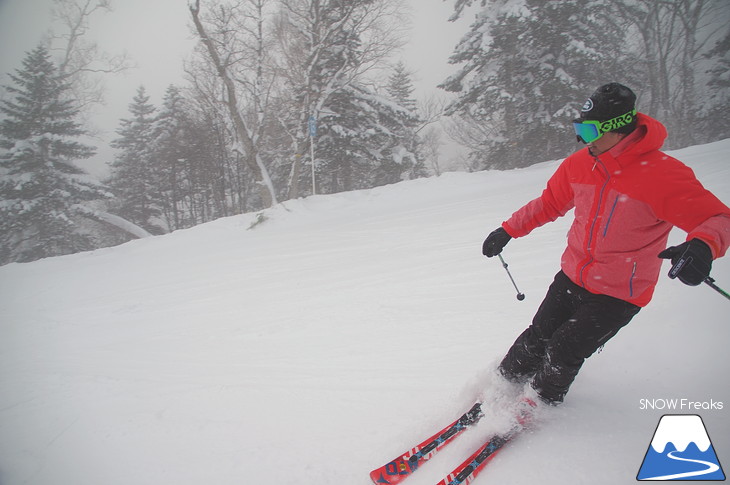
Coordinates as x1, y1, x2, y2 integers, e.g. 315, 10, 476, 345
497, 254, 525, 301
704, 277, 730, 301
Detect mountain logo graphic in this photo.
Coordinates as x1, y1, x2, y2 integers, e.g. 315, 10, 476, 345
637, 414, 725, 481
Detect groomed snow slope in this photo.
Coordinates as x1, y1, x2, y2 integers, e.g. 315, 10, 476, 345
1, 140, 729, 485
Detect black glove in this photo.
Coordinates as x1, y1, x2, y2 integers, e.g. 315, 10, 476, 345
482, 227, 512, 257
658, 238, 713, 286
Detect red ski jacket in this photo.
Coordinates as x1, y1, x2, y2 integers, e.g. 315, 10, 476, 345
503, 113, 730, 307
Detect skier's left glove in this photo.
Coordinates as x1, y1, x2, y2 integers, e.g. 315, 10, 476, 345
658, 238, 713, 286
482, 227, 512, 257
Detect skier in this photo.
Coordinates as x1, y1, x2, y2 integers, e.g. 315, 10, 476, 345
482, 82, 730, 405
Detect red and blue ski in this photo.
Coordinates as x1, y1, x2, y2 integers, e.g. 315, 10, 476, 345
436, 429, 514, 485
369, 402, 484, 484
437, 399, 535, 485
370, 399, 535, 485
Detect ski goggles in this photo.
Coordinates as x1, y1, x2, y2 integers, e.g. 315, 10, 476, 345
573, 108, 637, 143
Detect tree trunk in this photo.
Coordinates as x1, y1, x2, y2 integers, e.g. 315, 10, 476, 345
189, 0, 277, 208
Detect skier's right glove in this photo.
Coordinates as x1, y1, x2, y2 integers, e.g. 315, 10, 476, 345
482, 227, 512, 257
658, 238, 713, 286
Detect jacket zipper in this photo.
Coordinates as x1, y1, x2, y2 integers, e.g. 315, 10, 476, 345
579, 155, 611, 287
629, 261, 637, 297
603, 195, 620, 237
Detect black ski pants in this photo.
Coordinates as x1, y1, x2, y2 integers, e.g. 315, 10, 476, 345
499, 271, 641, 404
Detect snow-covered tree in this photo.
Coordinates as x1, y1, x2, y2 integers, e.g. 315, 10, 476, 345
189, 0, 279, 209
184, 47, 258, 219
386, 61, 417, 112
314, 83, 422, 193
151, 85, 192, 231
150, 84, 236, 230
385, 62, 427, 179
276, 0, 413, 195
0, 45, 109, 264
699, 30, 730, 142
107, 86, 162, 233
608, 0, 730, 147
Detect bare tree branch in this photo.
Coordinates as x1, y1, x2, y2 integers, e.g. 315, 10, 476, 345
189, 0, 278, 208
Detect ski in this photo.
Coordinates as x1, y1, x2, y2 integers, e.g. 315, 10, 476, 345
435, 429, 516, 485
436, 398, 536, 485
369, 402, 484, 485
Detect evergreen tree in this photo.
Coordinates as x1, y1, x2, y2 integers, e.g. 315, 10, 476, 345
386, 62, 417, 112
151, 86, 229, 230
0, 45, 108, 264
152, 85, 195, 231
315, 83, 422, 193
107, 86, 162, 233
385, 62, 427, 180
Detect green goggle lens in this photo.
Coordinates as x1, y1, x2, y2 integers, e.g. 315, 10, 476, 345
573, 109, 637, 143
573, 121, 602, 143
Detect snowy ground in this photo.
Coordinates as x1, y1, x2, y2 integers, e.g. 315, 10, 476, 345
1, 139, 729, 485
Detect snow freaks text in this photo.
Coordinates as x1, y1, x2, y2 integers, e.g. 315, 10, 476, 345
639, 399, 724, 411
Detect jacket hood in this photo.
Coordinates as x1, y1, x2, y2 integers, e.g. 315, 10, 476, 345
622, 113, 667, 156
